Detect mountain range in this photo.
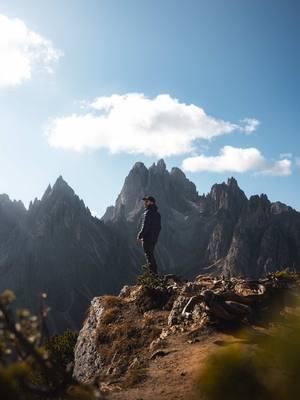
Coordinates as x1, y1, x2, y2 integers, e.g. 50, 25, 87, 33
0, 159, 299, 332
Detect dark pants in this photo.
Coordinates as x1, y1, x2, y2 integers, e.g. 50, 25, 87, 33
142, 240, 158, 274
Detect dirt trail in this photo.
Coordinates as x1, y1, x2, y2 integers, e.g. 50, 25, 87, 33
108, 330, 236, 400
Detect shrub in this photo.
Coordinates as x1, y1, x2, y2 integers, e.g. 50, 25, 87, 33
44, 329, 78, 371
137, 268, 162, 289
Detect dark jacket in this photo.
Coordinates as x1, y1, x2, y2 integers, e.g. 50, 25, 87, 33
137, 203, 161, 242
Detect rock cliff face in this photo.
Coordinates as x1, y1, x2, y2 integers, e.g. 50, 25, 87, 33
102, 159, 300, 278
0, 194, 26, 243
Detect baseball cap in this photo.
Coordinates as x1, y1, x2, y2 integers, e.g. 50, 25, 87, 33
142, 195, 156, 203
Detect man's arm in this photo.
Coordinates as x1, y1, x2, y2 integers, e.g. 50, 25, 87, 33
137, 209, 152, 240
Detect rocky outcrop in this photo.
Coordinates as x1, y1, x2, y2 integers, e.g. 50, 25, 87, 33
73, 297, 104, 383
73, 271, 300, 389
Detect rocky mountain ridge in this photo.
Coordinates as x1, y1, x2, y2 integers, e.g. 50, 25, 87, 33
102, 159, 300, 278
0, 176, 139, 333
0, 160, 299, 332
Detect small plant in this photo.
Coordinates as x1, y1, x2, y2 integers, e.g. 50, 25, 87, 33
44, 329, 78, 371
137, 267, 162, 289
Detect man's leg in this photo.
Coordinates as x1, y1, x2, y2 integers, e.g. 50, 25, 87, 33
142, 240, 158, 274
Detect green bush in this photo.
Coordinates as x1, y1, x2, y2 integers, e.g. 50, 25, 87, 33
44, 329, 78, 371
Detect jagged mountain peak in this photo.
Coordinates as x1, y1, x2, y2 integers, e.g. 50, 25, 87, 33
0, 193, 11, 204
102, 159, 201, 221
0, 193, 26, 210
39, 176, 75, 204
170, 166, 185, 177
210, 176, 241, 193
52, 175, 74, 194
208, 177, 247, 214
248, 193, 271, 212
210, 176, 245, 195
132, 161, 147, 171
149, 158, 166, 171
41, 184, 52, 201
0, 194, 26, 231
27, 176, 90, 226
127, 162, 148, 187
157, 158, 166, 169
227, 176, 238, 187
271, 201, 294, 215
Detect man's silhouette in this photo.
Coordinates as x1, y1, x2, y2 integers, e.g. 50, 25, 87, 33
137, 196, 161, 274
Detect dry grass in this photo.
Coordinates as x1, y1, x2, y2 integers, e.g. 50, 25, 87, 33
98, 319, 161, 361
96, 298, 162, 384
101, 295, 125, 308
142, 313, 157, 327
121, 368, 148, 389
101, 307, 120, 326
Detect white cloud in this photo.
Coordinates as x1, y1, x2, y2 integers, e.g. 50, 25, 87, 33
240, 118, 260, 134
181, 146, 292, 176
258, 159, 292, 176
0, 14, 63, 87
46, 93, 259, 157
295, 157, 300, 167
182, 146, 265, 173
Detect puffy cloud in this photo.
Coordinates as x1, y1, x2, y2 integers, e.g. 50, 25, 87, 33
258, 159, 292, 176
0, 14, 63, 87
182, 146, 265, 173
46, 93, 259, 157
181, 146, 292, 176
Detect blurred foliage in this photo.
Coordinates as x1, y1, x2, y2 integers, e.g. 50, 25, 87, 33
194, 294, 300, 400
274, 268, 300, 283
0, 289, 102, 399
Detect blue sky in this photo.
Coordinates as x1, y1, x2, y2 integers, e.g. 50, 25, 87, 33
0, 0, 299, 216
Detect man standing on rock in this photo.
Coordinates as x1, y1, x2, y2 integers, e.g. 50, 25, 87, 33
137, 196, 161, 275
